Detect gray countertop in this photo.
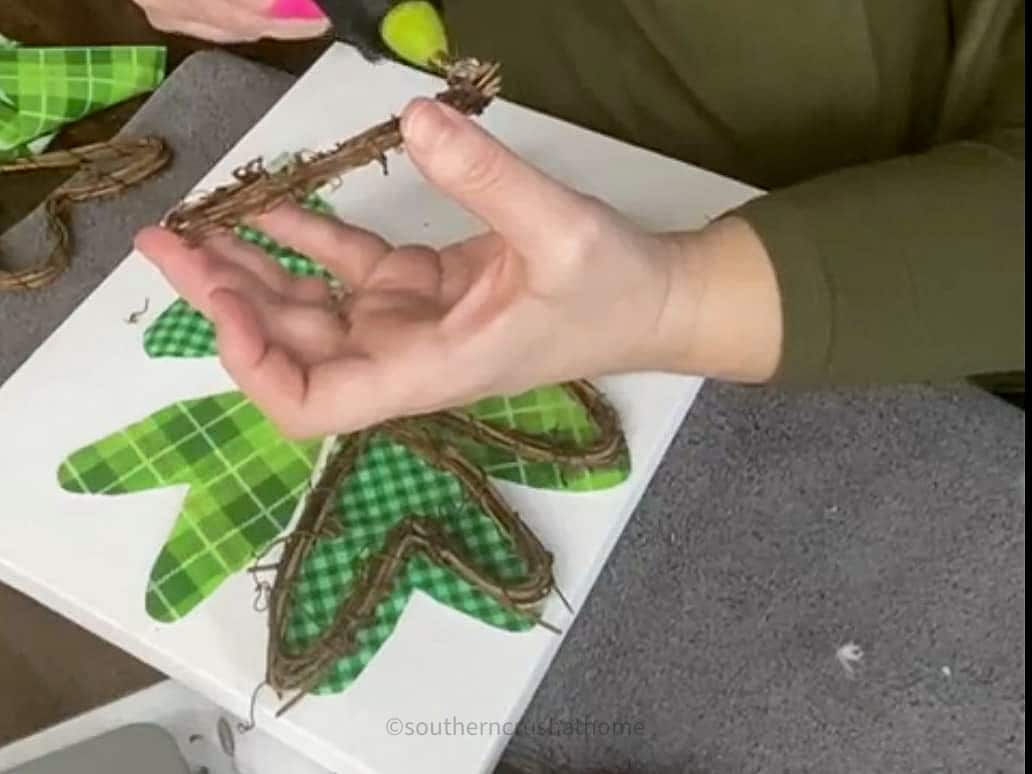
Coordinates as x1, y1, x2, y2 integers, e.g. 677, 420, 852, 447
1, 52, 1024, 774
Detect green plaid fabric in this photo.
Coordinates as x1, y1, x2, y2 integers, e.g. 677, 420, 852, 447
283, 434, 535, 693
455, 385, 630, 490
0, 36, 51, 156
57, 391, 322, 621
0, 45, 165, 159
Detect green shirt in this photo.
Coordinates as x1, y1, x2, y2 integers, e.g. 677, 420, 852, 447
445, 0, 1025, 389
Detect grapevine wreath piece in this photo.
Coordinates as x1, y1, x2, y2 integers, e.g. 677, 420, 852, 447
162, 58, 501, 244
0, 137, 171, 290
57, 58, 632, 714
265, 382, 626, 712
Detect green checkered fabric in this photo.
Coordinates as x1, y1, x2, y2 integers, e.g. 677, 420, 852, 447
283, 434, 535, 693
143, 215, 333, 359
57, 391, 321, 622
454, 385, 630, 490
0, 45, 165, 159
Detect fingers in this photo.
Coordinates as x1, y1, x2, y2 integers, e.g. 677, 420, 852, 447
291, 276, 334, 304
144, 11, 258, 42
140, 0, 328, 42
252, 202, 392, 289
208, 286, 455, 438
255, 17, 332, 40
135, 226, 329, 314
364, 245, 444, 297
210, 288, 389, 438
203, 233, 295, 292
136, 227, 233, 318
209, 288, 267, 370
201, 233, 330, 303
400, 99, 594, 260
210, 289, 314, 433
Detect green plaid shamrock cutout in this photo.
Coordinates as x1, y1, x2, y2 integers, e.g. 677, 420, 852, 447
58, 210, 630, 695
0, 43, 166, 160
281, 433, 537, 693
58, 390, 323, 621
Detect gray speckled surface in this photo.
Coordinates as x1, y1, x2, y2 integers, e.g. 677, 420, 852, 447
505, 384, 1024, 774
1, 52, 1025, 774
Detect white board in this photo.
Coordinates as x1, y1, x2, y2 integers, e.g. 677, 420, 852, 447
0, 45, 761, 774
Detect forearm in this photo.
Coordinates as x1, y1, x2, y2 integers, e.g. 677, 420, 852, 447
649, 124, 1025, 387
735, 132, 1024, 385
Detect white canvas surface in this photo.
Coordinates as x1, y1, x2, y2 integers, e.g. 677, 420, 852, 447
0, 45, 761, 774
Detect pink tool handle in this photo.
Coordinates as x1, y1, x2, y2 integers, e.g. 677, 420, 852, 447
268, 0, 325, 19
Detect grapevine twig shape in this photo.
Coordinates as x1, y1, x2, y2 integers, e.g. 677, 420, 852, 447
162, 58, 501, 246
266, 382, 626, 714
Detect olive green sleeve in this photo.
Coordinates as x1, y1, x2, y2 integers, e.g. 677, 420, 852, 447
736, 3, 1024, 385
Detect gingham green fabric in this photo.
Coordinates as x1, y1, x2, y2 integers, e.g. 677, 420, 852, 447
283, 434, 535, 693
0, 44, 165, 160
57, 391, 322, 622
455, 386, 630, 490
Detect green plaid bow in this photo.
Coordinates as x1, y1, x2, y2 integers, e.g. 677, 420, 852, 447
0, 39, 165, 160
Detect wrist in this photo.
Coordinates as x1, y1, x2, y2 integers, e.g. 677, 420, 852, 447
650, 216, 783, 382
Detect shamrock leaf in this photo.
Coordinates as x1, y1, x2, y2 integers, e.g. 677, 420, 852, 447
276, 433, 537, 694
453, 385, 630, 491
57, 391, 322, 621
268, 379, 629, 697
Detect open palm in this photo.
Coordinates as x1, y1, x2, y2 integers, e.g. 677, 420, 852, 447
137, 98, 685, 438
137, 200, 524, 435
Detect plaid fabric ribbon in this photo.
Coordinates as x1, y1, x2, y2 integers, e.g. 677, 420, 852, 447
0, 40, 166, 160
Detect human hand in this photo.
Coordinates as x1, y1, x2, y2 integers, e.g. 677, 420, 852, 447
132, 0, 329, 43
136, 99, 782, 438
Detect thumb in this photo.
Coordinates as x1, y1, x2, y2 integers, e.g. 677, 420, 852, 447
400, 98, 590, 258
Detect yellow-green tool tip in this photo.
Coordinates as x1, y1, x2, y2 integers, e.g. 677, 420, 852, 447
380, 1, 449, 68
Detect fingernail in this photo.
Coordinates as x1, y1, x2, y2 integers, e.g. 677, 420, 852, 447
402, 98, 460, 152
268, 0, 325, 20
